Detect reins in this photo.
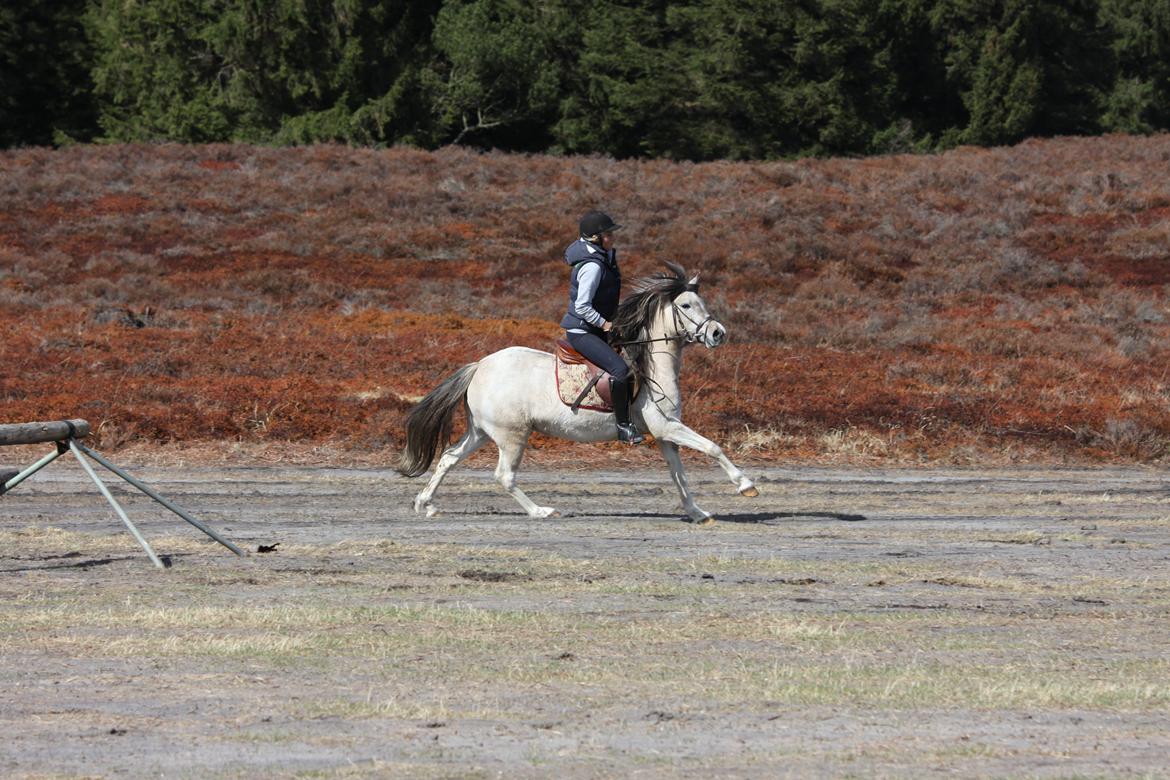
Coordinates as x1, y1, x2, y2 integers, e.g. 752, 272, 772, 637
612, 335, 682, 347
590, 272, 719, 420
612, 303, 714, 347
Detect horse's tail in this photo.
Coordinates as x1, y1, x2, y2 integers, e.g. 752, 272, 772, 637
396, 362, 479, 478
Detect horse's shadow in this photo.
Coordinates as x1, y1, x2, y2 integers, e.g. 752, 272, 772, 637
592, 510, 866, 524
714, 511, 866, 524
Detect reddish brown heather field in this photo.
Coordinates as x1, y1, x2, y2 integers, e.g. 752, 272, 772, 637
2, 136, 1169, 467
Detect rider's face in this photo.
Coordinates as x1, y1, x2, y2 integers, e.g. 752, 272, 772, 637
599, 231, 615, 250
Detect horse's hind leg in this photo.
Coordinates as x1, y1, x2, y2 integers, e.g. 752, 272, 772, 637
493, 431, 557, 519
413, 426, 486, 517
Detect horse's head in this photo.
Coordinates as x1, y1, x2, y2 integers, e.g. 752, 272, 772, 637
670, 275, 727, 348
617, 260, 725, 367
613, 262, 728, 378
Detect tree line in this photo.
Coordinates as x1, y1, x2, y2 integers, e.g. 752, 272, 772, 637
4, 0, 1170, 159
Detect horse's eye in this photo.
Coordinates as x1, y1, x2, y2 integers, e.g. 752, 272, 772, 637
682, 303, 691, 309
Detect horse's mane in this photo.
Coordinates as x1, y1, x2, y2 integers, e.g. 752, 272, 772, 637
612, 261, 697, 380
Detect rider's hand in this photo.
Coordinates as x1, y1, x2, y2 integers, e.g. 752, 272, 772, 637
602, 320, 612, 333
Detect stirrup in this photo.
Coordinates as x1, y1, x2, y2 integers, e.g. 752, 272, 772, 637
616, 423, 645, 445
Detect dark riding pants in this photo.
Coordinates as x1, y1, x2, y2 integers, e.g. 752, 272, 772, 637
566, 331, 634, 426
565, 331, 629, 383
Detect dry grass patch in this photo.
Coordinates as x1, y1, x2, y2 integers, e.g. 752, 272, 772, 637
732, 425, 803, 455
746, 657, 1170, 710
0, 526, 216, 558
9, 587, 1168, 710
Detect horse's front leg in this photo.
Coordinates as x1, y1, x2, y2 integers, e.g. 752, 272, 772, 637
651, 418, 758, 498
658, 440, 715, 524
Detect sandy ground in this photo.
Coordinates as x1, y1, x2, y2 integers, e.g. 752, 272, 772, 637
1, 458, 1169, 778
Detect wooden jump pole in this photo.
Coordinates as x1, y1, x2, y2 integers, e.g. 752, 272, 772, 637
0, 419, 91, 447
1, 419, 245, 566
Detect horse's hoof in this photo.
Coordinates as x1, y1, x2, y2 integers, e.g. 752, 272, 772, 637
740, 486, 759, 498
696, 516, 717, 526
425, 505, 439, 518
531, 507, 558, 519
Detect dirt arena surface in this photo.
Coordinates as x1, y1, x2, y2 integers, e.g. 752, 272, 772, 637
2, 462, 1169, 778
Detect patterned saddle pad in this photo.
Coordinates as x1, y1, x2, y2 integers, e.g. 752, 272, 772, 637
554, 339, 638, 413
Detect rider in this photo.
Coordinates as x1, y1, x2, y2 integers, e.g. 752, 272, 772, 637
560, 210, 645, 445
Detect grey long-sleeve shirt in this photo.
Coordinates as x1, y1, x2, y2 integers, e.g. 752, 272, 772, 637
568, 261, 607, 333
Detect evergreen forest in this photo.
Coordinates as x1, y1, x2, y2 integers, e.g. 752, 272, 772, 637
4, 0, 1170, 158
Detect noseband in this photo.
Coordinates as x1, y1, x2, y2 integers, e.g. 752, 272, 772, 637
671, 303, 715, 344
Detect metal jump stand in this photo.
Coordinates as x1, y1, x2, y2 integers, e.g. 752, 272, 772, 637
1, 419, 245, 568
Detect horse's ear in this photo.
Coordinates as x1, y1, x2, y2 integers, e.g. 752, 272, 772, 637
687, 273, 701, 292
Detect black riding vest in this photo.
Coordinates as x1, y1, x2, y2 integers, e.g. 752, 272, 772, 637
559, 239, 621, 335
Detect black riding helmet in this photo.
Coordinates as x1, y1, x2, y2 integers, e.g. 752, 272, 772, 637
579, 210, 622, 238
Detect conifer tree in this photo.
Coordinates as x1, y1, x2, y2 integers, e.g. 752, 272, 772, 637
87, 0, 438, 144
1, 0, 97, 147
423, 0, 565, 150
1101, 0, 1170, 132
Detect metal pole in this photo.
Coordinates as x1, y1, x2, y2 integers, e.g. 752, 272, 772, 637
68, 440, 165, 569
73, 442, 246, 557
1, 444, 67, 495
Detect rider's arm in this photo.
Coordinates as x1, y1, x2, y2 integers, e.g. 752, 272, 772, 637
572, 263, 607, 328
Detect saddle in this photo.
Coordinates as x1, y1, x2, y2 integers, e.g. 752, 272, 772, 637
554, 339, 639, 413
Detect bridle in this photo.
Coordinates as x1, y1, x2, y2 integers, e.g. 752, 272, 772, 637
613, 300, 716, 347
672, 302, 716, 345
614, 299, 719, 418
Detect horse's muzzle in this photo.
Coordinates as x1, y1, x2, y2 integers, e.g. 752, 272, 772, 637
705, 322, 727, 348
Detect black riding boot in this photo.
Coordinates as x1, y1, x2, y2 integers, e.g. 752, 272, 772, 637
610, 377, 644, 445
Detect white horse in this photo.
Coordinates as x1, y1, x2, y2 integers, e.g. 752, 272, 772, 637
397, 262, 758, 523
